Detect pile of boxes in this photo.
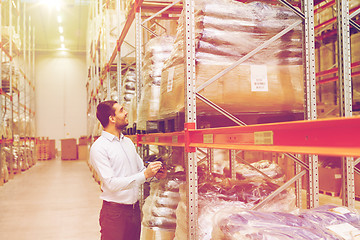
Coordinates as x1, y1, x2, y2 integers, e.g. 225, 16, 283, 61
60, 137, 89, 160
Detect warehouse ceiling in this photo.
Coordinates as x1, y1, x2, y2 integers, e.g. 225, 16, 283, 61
25, 0, 89, 52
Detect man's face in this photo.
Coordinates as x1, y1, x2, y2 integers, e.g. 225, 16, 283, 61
112, 103, 128, 130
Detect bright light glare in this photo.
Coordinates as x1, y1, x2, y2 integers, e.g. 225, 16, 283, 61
61, 44, 65, 49
57, 16, 62, 23
41, 0, 62, 9
60, 36, 64, 42
59, 26, 63, 33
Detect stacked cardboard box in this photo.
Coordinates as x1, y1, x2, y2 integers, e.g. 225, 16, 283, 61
160, 0, 304, 119
319, 166, 342, 196
78, 136, 89, 161
61, 139, 77, 160
49, 139, 56, 159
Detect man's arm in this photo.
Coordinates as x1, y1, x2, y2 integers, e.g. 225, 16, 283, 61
90, 145, 146, 192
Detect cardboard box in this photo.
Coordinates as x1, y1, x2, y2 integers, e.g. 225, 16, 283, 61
61, 138, 77, 160
78, 145, 89, 161
49, 139, 56, 159
319, 166, 342, 195
355, 172, 360, 199
78, 136, 88, 145
160, 64, 304, 119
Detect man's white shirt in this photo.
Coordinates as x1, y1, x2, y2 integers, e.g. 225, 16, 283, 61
90, 131, 146, 204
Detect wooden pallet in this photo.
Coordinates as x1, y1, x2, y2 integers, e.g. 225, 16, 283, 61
145, 111, 303, 133
319, 189, 340, 197
36, 137, 51, 160
157, 112, 185, 133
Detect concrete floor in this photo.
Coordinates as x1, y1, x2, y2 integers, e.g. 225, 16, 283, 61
0, 157, 359, 240
0, 158, 102, 240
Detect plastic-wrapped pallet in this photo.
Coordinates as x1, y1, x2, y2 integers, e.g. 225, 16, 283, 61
1, 62, 20, 92
141, 174, 185, 240
0, 123, 4, 139
122, 68, 136, 104
197, 148, 230, 175
230, 159, 286, 185
3, 122, 12, 140
174, 174, 296, 240
211, 205, 360, 239
127, 96, 137, 131
2, 147, 19, 173
137, 36, 174, 131
160, 0, 304, 118
197, 150, 285, 185
121, 68, 137, 129
1, 149, 9, 183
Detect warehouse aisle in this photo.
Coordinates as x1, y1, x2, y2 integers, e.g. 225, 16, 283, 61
0, 158, 102, 240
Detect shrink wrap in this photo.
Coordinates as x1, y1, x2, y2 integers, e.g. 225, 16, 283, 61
137, 36, 174, 130
160, 0, 304, 118
211, 205, 360, 239
174, 174, 296, 240
141, 174, 185, 240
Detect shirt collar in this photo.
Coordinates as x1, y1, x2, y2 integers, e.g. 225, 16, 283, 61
101, 130, 124, 142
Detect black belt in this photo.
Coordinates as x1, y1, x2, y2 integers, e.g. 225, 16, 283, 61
103, 200, 139, 209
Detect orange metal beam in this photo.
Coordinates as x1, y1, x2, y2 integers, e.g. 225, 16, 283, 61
136, 117, 360, 157
317, 70, 360, 84
107, 0, 144, 71
316, 61, 360, 79
315, 6, 360, 31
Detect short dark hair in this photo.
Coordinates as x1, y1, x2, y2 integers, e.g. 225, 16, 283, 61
96, 100, 117, 128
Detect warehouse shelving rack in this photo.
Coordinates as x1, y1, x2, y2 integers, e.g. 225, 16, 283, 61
86, 0, 360, 239
86, 0, 181, 140
0, 0, 36, 186
314, 2, 360, 113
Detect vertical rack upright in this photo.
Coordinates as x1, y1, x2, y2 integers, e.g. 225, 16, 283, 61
85, 0, 360, 238
0, 0, 35, 185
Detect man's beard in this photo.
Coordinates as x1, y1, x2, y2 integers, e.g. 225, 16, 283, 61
116, 121, 128, 131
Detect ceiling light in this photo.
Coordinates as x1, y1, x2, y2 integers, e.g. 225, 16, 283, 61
60, 36, 64, 42
59, 26, 63, 34
57, 16, 62, 23
41, 0, 63, 9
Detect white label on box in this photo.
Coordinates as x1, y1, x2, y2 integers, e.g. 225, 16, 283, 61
167, 67, 175, 92
14, 134, 20, 142
334, 174, 342, 179
251, 65, 268, 92
326, 223, 360, 240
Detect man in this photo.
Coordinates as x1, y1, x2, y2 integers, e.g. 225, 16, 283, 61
90, 100, 166, 240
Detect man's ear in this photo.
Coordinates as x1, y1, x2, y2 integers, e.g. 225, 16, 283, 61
109, 115, 115, 123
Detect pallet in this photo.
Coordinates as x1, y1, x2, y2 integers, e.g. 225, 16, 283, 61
125, 123, 138, 135
145, 111, 303, 133
319, 189, 340, 197
158, 112, 185, 133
